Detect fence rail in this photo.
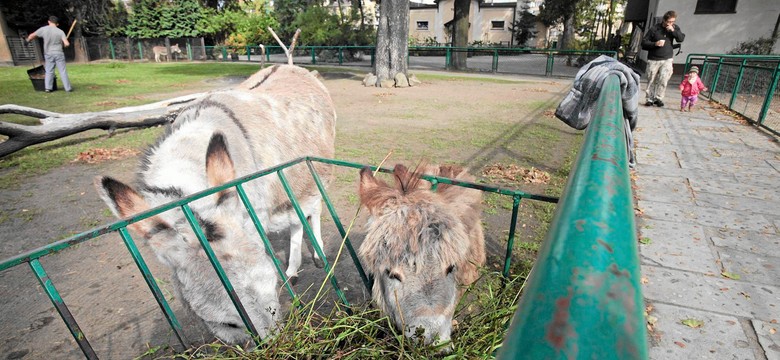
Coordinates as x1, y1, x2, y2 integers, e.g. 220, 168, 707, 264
10, 36, 615, 78
498, 75, 647, 359
684, 53, 780, 136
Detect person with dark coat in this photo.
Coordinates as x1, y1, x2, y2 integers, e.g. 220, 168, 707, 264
641, 10, 685, 107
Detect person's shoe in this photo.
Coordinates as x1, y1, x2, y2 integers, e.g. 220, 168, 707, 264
654, 99, 665, 107
45, 89, 52, 93
645, 100, 655, 106
66, 89, 73, 92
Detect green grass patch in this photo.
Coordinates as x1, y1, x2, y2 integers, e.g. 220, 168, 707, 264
415, 73, 527, 84
146, 269, 529, 359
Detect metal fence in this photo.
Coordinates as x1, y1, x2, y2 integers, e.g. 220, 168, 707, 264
685, 54, 780, 136
0, 156, 559, 358
498, 75, 646, 359
74, 37, 614, 78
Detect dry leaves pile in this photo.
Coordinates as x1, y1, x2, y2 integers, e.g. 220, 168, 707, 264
482, 164, 551, 184
72, 148, 140, 164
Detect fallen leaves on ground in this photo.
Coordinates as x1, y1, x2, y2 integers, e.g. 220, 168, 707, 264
72, 148, 140, 164
721, 271, 741, 280
681, 318, 704, 328
674, 341, 686, 348
482, 164, 551, 184
542, 109, 556, 118
639, 237, 652, 245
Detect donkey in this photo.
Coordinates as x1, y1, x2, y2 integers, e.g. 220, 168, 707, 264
358, 164, 485, 347
95, 64, 336, 343
153, 44, 182, 62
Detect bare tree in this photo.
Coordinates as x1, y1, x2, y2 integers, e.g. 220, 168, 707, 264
373, 0, 410, 87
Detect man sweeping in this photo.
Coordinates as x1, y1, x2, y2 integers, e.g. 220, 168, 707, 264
27, 16, 73, 93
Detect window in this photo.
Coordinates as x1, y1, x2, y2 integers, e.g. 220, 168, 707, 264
695, 0, 737, 14
417, 21, 429, 30
491, 21, 505, 30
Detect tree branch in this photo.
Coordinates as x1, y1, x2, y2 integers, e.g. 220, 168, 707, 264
0, 92, 208, 158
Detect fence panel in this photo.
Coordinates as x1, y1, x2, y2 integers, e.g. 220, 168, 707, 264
686, 54, 780, 136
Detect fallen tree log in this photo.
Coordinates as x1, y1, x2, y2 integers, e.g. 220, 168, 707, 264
0, 92, 207, 158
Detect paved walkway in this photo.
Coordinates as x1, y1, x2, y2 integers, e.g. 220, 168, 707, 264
634, 93, 780, 359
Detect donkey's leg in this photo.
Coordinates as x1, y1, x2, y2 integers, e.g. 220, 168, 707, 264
308, 200, 325, 268
286, 217, 304, 285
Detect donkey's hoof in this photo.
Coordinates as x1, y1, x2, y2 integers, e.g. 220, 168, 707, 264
313, 256, 325, 269
287, 275, 298, 286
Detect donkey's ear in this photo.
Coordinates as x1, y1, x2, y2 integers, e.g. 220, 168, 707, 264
94, 176, 171, 238
206, 132, 236, 187
358, 167, 395, 213
206, 133, 237, 204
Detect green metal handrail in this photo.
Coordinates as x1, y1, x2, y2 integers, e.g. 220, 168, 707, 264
0, 156, 558, 358
497, 75, 647, 359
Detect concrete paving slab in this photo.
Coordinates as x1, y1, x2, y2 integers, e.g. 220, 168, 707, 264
639, 219, 720, 274
646, 302, 754, 360
706, 228, 780, 258
641, 264, 780, 321
695, 191, 780, 217
689, 178, 780, 202
752, 319, 780, 360
718, 248, 780, 287
636, 147, 680, 167
635, 175, 695, 204
638, 200, 777, 233
636, 164, 739, 183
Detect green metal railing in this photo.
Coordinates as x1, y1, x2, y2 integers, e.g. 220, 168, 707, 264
0, 157, 558, 358
196, 45, 614, 77
684, 54, 780, 136
498, 75, 647, 359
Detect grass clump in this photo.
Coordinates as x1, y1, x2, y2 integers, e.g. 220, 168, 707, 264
147, 269, 529, 359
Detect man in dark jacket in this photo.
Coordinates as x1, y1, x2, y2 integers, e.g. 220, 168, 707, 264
641, 10, 685, 107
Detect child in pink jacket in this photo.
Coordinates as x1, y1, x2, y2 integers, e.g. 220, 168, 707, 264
679, 66, 708, 112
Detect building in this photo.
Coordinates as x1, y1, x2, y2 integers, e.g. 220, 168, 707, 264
408, 0, 517, 46
624, 0, 780, 71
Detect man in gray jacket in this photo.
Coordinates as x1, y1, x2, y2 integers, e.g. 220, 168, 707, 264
641, 10, 685, 107
27, 16, 72, 93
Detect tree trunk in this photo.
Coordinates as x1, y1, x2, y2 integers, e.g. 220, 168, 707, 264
72, 8, 88, 63
560, 14, 575, 50
374, 0, 409, 87
451, 0, 470, 69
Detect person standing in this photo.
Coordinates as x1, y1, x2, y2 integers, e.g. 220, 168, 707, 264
641, 10, 684, 107
26, 16, 72, 93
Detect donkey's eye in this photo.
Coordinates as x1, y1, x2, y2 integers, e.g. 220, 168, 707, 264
446, 265, 455, 275
385, 269, 402, 282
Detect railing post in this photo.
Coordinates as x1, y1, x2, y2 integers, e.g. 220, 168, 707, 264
137, 41, 143, 60
497, 75, 647, 360
186, 42, 192, 60
445, 46, 451, 69
492, 48, 499, 72
109, 38, 116, 60
339, 46, 344, 65
758, 63, 780, 126
221, 47, 227, 61
546, 51, 554, 76
709, 58, 724, 100
246, 45, 251, 61
311, 46, 316, 64
729, 59, 748, 108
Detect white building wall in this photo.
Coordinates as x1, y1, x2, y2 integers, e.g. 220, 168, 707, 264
648, 0, 779, 64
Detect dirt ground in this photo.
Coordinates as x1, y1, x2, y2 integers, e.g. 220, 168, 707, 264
0, 69, 577, 359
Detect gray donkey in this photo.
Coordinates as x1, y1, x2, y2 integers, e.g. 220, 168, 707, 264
358, 164, 485, 347
95, 64, 335, 343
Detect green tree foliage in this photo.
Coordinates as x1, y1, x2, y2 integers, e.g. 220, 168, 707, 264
125, 0, 206, 38
1, 0, 67, 32
509, 10, 537, 46
274, 0, 312, 41
728, 37, 777, 55
537, 0, 579, 49
198, 0, 278, 46
292, 5, 374, 46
